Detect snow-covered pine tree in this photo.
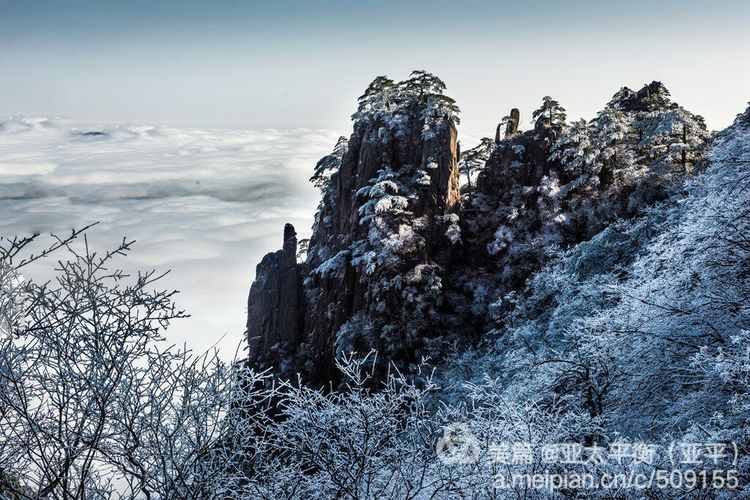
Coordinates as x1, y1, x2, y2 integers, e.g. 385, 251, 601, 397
351, 71, 460, 129
640, 81, 672, 110
532, 95, 567, 130
548, 118, 600, 178
310, 136, 348, 192
606, 86, 636, 109
401, 69, 447, 99
592, 107, 634, 187
352, 76, 396, 120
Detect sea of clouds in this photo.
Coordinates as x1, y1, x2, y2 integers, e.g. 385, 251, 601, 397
0, 116, 340, 357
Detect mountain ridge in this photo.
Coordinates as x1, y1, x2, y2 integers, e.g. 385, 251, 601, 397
245, 73, 712, 386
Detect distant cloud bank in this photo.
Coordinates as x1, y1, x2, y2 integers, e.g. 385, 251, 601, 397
0, 115, 340, 357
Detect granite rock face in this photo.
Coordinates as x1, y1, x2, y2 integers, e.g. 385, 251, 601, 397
506, 108, 520, 137
246, 223, 303, 371
495, 108, 520, 143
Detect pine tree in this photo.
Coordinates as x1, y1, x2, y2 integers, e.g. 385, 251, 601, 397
401, 70, 447, 99
532, 96, 567, 130
640, 81, 671, 110
310, 136, 348, 192
459, 137, 494, 189
593, 108, 632, 187
354, 76, 395, 118
423, 94, 461, 125
607, 86, 636, 109
548, 119, 599, 176
496, 115, 512, 142
352, 72, 459, 126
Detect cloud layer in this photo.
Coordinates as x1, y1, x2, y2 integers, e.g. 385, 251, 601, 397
0, 116, 339, 357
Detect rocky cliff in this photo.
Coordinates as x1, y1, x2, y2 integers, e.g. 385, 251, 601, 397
246, 74, 711, 384
246, 223, 302, 371
247, 72, 462, 382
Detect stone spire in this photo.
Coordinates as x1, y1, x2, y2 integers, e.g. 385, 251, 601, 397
495, 108, 520, 142
246, 223, 302, 370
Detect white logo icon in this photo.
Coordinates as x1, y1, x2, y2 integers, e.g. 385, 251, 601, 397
436, 423, 481, 464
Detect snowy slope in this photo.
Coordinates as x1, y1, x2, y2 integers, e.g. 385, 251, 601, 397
446, 105, 750, 445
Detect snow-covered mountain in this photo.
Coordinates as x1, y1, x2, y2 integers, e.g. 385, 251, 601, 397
3, 74, 749, 498
245, 75, 713, 384
241, 73, 750, 496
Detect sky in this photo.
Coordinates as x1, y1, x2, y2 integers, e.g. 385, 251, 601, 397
1, 0, 748, 137
0, 0, 748, 357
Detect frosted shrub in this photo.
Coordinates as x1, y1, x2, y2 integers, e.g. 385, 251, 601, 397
0, 230, 249, 499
